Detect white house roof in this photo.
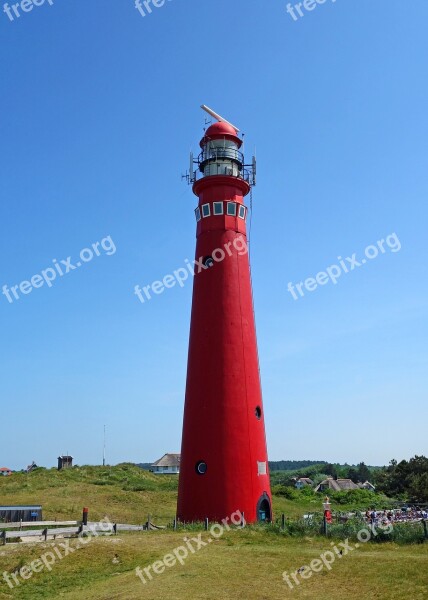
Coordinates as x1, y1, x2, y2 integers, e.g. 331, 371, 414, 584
151, 453, 181, 468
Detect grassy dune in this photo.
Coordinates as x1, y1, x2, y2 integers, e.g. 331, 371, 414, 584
0, 464, 177, 524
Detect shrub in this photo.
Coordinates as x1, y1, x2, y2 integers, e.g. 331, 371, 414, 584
299, 486, 315, 498
271, 485, 298, 500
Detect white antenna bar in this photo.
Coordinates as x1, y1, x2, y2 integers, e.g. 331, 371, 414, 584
201, 105, 240, 132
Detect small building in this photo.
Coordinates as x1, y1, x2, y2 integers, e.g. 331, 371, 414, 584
295, 477, 314, 489
315, 477, 359, 492
151, 453, 180, 474
0, 505, 42, 522
358, 481, 376, 492
26, 461, 38, 473
58, 456, 73, 470
0, 467, 12, 477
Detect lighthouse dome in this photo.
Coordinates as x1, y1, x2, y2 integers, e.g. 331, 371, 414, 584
205, 121, 237, 137
201, 121, 242, 148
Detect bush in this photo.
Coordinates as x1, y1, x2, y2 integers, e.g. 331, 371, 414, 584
328, 489, 391, 508
271, 485, 298, 500
299, 486, 315, 498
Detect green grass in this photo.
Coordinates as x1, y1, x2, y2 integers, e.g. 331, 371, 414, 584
0, 529, 426, 599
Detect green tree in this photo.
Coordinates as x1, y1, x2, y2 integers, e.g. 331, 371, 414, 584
375, 456, 428, 501
357, 462, 371, 482
346, 467, 359, 481
324, 463, 338, 478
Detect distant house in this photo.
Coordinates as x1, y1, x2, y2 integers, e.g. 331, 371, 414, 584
315, 477, 359, 492
0, 468, 12, 477
151, 453, 180, 474
295, 477, 314, 489
358, 481, 376, 492
26, 462, 38, 473
58, 456, 73, 470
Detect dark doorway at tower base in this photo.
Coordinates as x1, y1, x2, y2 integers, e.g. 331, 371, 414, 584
257, 493, 272, 522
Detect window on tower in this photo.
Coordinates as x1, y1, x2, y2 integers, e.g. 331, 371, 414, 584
195, 461, 207, 475
227, 202, 237, 216
238, 205, 246, 220
213, 202, 224, 215
195, 207, 201, 222
202, 204, 211, 218
257, 461, 267, 476
203, 256, 214, 268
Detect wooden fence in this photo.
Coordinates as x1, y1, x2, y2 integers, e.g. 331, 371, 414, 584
0, 520, 148, 545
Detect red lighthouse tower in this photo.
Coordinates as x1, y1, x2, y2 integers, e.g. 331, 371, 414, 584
177, 107, 272, 524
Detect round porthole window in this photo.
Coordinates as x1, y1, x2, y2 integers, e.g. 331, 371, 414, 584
203, 256, 214, 268
255, 406, 262, 420
195, 461, 207, 475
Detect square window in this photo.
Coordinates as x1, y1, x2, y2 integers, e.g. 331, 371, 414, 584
257, 461, 267, 476
227, 202, 237, 216
195, 207, 201, 222
213, 202, 224, 215
202, 203, 211, 218
238, 205, 246, 220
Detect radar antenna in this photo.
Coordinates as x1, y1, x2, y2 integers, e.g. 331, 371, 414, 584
200, 105, 240, 133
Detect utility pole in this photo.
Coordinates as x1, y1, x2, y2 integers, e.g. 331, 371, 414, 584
103, 425, 106, 466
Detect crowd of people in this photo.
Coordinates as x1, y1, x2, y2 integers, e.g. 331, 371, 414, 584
363, 507, 428, 525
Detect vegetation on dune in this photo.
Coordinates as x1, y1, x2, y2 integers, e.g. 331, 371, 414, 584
1, 459, 426, 532
271, 461, 382, 485
272, 484, 392, 510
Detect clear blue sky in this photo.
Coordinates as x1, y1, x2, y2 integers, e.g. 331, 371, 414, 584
1, 0, 427, 470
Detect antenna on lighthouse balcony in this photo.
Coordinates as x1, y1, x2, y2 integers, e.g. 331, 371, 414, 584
200, 105, 240, 133
189, 151, 196, 183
